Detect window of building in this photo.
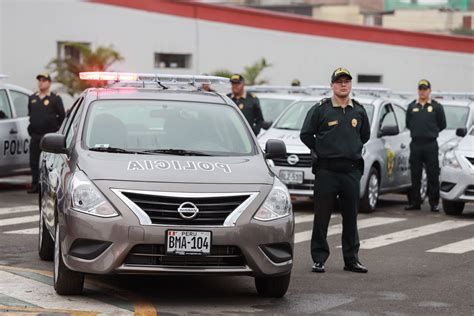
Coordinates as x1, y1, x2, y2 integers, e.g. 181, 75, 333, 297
154, 53, 192, 69
57, 42, 90, 62
357, 74, 383, 84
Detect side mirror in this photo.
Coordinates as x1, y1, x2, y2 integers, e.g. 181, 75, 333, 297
456, 127, 467, 137
379, 125, 399, 137
261, 121, 273, 130
40, 133, 68, 154
265, 139, 286, 159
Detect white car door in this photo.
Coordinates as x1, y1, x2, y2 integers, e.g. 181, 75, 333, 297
8, 89, 31, 170
0, 88, 23, 175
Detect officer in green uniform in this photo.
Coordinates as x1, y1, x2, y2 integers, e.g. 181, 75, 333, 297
227, 74, 264, 135
300, 67, 370, 274
405, 79, 446, 212
27, 73, 65, 193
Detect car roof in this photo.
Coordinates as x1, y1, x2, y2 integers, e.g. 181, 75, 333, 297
434, 99, 473, 107
295, 95, 377, 105
0, 82, 33, 95
85, 87, 232, 104
253, 93, 306, 100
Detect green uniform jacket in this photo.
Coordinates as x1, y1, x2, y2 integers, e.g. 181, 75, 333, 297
227, 92, 264, 135
27, 92, 65, 136
300, 98, 371, 160
405, 99, 446, 140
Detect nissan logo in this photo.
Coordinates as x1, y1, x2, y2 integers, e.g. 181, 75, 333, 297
177, 202, 199, 220
287, 154, 299, 166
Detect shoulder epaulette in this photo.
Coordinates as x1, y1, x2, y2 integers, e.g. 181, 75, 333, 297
250, 93, 257, 98
318, 98, 330, 106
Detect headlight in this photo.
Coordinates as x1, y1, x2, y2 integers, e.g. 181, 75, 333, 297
254, 178, 292, 221
442, 150, 461, 169
70, 171, 118, 217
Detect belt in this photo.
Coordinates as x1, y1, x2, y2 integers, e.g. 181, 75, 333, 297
316, 158, 362, 173
412, 137, 436, 144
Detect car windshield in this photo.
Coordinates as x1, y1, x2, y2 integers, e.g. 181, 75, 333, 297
274, 101, 375, 130
258, 97, 297, 122
443, 104, 469, 129
84, 100, 255, 156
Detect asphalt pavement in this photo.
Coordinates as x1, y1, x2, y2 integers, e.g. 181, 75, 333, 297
0, 176, 473, 315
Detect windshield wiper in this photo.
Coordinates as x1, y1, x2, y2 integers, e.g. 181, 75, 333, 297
89, 147, 152, 155
142, 149, 212, 156
276, 127, 298, 130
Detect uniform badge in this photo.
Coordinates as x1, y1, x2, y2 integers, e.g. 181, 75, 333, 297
31, 99, 37, 104
413, 108, 420, 112
239, 103, 244, 110
427, 106, 433, 112
44, 99, 49, 106
351, 118, 357, 127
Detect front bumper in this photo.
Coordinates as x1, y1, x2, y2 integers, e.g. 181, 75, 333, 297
59, 182, 294, 277
440, 166, 474, 202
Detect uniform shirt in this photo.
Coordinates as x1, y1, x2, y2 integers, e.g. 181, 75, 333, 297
27, 92, 65, 136
300, 97, 371, 160
227, 92, 264, 135
406, 99, 446, 140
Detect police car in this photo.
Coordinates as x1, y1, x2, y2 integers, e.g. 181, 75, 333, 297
259, 89, 427, 213
247, 86, 307, 134
439, 126, 474, 215
0, 75, 32, 177
38, 72, 294, 297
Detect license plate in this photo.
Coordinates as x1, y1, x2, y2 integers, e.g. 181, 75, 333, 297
166, 230, 211, 255
279, 170, 304, 184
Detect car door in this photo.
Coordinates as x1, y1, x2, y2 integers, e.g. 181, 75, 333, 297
41, 97, 83, 233
0, 88, 21, 176
377, 103, 405, 190
8, 89, 31, 170
392, 104, 411, 187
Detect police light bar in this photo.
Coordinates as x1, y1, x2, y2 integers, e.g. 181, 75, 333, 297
79, 72, 229, 85
0, 74, 9, 80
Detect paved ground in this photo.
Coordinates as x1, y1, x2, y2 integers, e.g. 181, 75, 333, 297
0, 176, 473, 315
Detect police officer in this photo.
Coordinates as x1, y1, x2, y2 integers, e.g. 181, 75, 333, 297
227, 74, 264, 135
300, 67, 370, 274
27, 73, 65, 193
405, 79, 446, 212
291, 79, 301, 87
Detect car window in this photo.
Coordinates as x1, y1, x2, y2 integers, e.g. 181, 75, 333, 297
393, 105, 406, 131
0, 90, 12, 119
443, 104, 469, 130
258, 97, 297, 122
10, 90, 29, 117
84, 100, 255, 156
379, 104, 397, 130
274, 101, 317, 130
65, 98, 84, 148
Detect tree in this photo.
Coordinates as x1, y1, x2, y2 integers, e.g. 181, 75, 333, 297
210, 58, 272, 85
47, 43, 123, 97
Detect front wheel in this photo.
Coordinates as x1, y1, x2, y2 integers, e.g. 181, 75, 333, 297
442, 200, 465, 216
360, 167, 379, 213
255, 273, 291, 298
54, 224, 84, 295
38, 190, 54, 261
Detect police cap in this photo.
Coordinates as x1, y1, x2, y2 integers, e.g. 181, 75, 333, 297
331, 67, 352, 83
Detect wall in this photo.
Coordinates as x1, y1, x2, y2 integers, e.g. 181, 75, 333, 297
1, 0, 473, 105
384, 9, 474, 32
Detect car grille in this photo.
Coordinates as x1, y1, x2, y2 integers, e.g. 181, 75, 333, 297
124, 244, 246, 267
465, 185, 474, 197
286, 179, 314, 192
121, 192, 250, 226
273, 153, 312, 168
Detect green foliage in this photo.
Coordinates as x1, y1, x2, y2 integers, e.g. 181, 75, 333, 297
47, 43, 123, 97
210, 58, 272, 85
452, 28, 474, 37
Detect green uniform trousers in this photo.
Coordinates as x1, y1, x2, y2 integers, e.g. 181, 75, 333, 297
311, 168, 361, 265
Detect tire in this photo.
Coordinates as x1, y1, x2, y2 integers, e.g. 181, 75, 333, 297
38, 189, 54, 261
54, 223, 84, 295
442, 200, 465, 216
360, 167, 379, 213
255, 273, 291, 298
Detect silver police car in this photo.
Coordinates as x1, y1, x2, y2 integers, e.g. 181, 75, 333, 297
0, 75, 32, 177
38, 72, 294, 298
259, 92, 427, 212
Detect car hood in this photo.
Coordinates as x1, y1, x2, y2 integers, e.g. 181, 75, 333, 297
77, 151, 274, 184
457, 135, 474, 152
258, 128, 309, 154
438, 130, 457, 146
